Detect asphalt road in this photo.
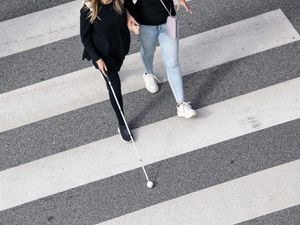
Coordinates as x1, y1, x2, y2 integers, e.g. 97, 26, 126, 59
0, 0, 299, 224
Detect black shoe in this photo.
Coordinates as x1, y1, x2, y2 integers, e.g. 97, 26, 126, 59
117, 125, 132, 143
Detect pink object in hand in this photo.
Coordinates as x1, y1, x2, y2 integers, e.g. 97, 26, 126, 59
167, 16, 178, 39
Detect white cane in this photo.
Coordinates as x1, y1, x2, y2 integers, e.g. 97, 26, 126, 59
102, 73, 154, 189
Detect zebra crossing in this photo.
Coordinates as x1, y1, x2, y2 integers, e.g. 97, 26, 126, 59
0, 0, 300, 224
1, 76, 300, 211
1, 9, 299, 132
99, 160, 300, 225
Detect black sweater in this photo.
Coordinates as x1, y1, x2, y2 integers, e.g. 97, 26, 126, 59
133, 0, 176, 25
80, 2, 132, 71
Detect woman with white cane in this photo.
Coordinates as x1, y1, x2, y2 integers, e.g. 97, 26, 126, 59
80, 0, 154, 188
80, 0, 136, 142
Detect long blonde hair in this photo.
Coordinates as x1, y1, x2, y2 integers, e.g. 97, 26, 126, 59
82, 0, 124, 23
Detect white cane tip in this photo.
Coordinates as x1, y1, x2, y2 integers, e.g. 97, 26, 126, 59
147, 181, 154, 189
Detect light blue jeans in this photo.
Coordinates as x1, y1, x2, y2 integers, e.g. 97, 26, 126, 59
139, 23, 184, 103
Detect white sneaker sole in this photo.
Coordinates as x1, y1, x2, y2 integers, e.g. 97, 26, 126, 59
143, 75, 159, 94
146, 87, 159, 94
177, 111, 197, 119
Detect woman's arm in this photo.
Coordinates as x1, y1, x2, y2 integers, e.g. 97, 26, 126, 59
123, 0, 137, 19
123, 0, 139, 34
176, 0, 192, 14
80, 6, 108, 75
80, 7, 101, 62
126, 10, 139, 35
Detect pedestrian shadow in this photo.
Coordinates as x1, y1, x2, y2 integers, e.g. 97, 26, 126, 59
127, 81, 173, 129
190, 61, 237, 110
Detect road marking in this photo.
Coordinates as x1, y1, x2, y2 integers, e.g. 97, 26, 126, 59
99, 160, 300, 225
0, 9, 299, 132
0, 0, 81, 58
0, 77, 299, 211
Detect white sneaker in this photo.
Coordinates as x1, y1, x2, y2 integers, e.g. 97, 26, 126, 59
177, 102, 197, 119
143, 73, 160, 93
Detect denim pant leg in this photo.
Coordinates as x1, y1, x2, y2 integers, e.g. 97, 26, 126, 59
139, 25, 159, 74
158, 24, 184, 103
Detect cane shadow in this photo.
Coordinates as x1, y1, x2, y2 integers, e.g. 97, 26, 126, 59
143, 163, 162, 187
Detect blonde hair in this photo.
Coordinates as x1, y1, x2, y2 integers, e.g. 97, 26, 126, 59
82, 0, 124, 23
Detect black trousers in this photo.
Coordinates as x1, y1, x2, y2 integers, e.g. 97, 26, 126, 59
102, 70, 125, 126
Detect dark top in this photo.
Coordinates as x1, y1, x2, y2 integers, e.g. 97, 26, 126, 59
80, 2, 132, 71
134, 0, 176, 25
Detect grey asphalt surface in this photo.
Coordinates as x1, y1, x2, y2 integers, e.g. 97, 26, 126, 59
0, 0, 300, 224
238, 205, 300, 225
0, 0, 74, 22
0, 120, 299, 225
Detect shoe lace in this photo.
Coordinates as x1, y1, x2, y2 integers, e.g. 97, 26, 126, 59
179, 102, 192, 108
146, 73, 161, 83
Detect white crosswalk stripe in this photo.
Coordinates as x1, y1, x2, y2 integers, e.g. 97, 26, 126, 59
0, 1, 299, 224
98, 160, 300, 225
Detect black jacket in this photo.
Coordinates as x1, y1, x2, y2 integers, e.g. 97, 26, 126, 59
80, 1, 133, 71
132, 0, 176, 25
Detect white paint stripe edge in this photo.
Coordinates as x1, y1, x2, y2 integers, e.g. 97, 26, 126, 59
98, 160, 300, 225
0, 9, 299, 132
0, 0, 185, 57
0, 0, 81, 58
0, 77, 299, 211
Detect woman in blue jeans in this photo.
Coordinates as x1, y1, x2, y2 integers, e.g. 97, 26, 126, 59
127, 0, 197, 118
